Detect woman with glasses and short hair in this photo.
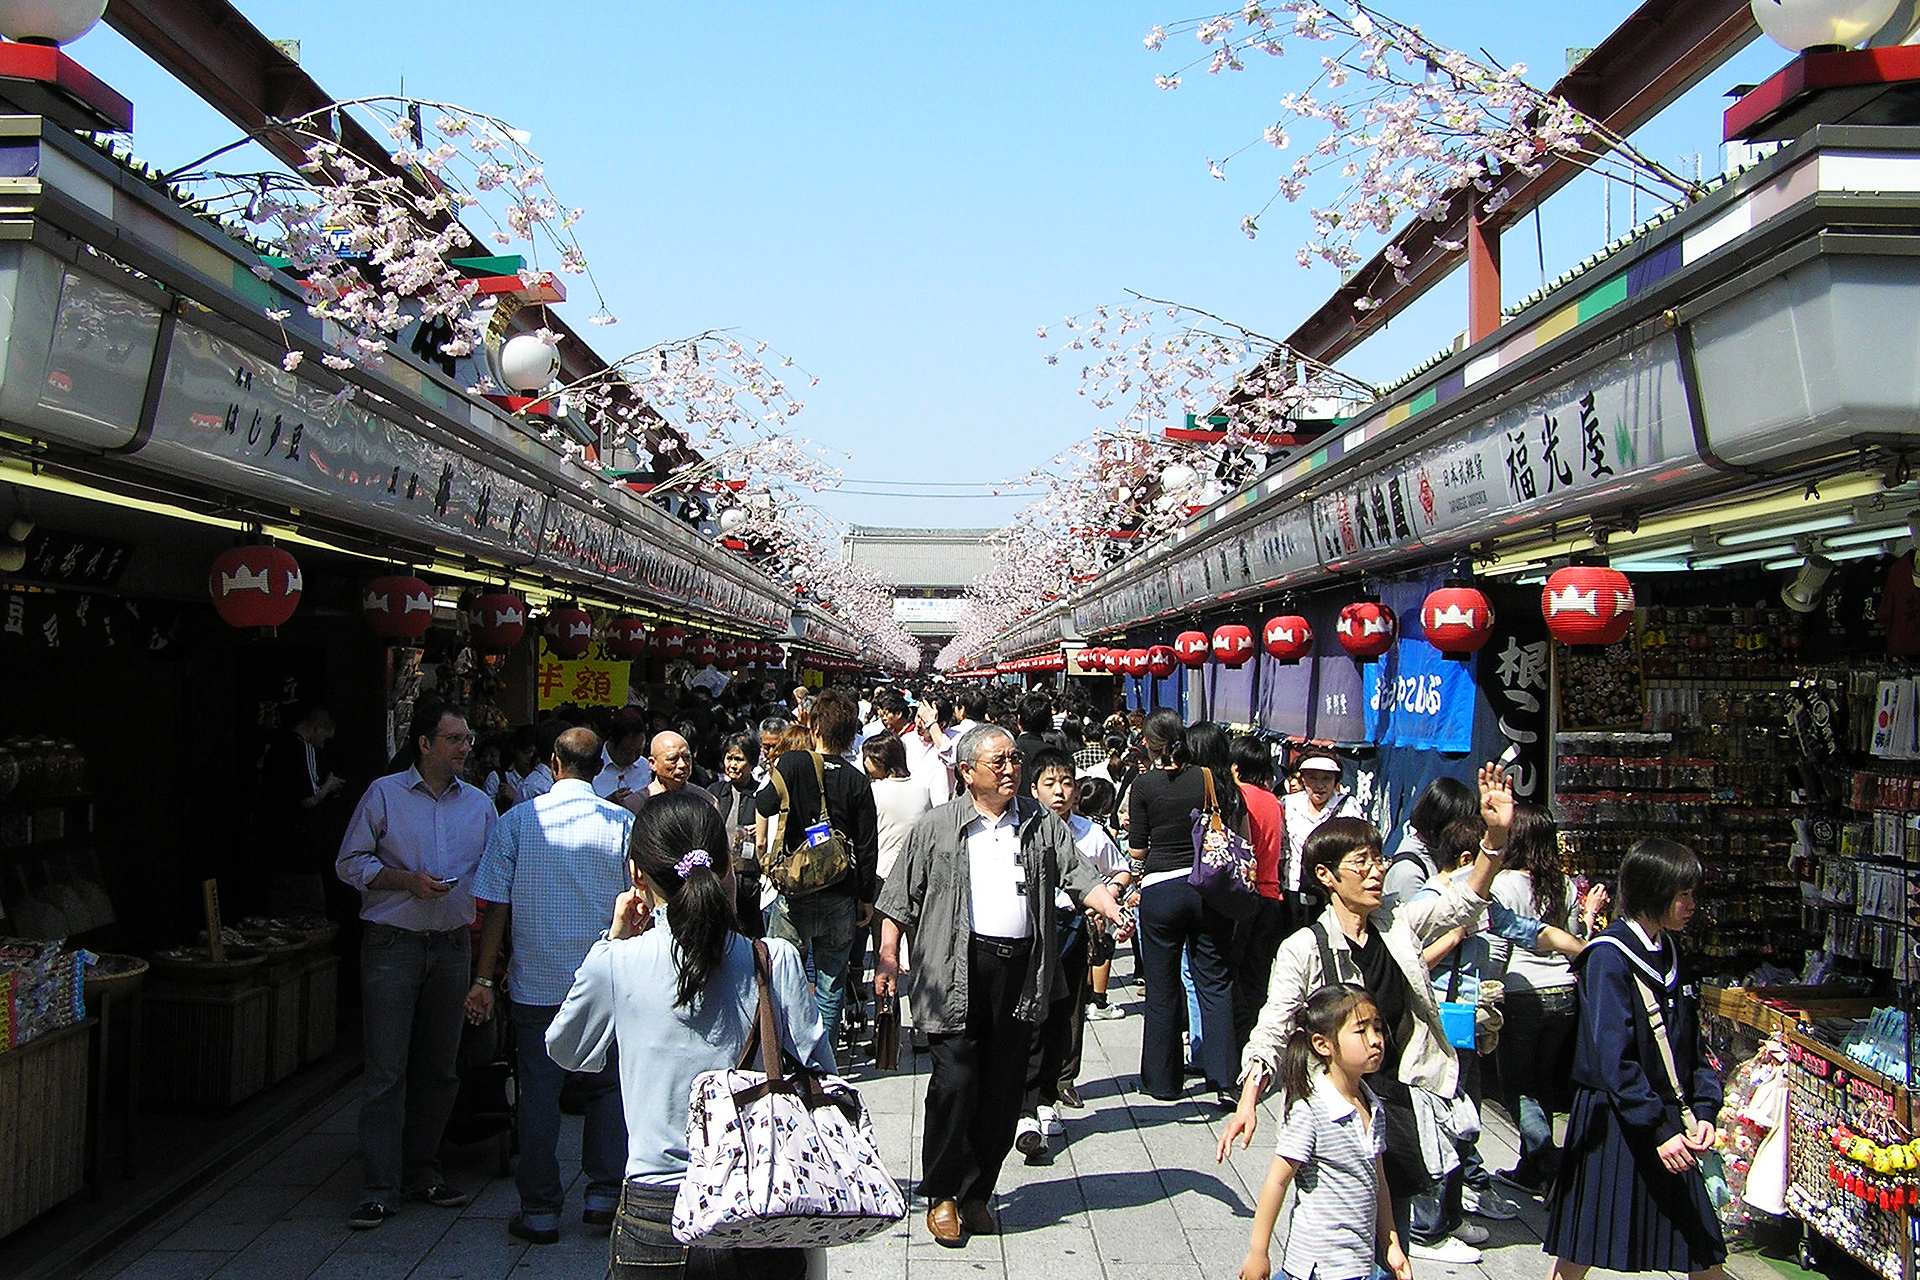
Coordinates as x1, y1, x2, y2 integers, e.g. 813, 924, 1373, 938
1217, 764, 1519, 1267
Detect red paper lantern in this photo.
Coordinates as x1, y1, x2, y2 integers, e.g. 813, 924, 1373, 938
546, 607, 594, 659
1174, 630, 1212, 668
1146, 644, 1179, 678
1262, 615, 1314, 664
1542, 565, 1636, 646
1336, 601, 1397, 661
1121, 647, 1150, 677
1211, 624, 1255, 668
470, 592, 527, 649
1096, 647, 1117, 673
606, 616, 649, 659
1420, 586, 1495, 658
692, 633, 720, 667
718, 640, 742, 668
763, 642, 785, 667
655, 624, 686, 657
209, 545, 302, 629
362, 574, 432, 640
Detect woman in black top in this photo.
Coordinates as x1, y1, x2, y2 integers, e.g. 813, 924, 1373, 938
1127, 709, 1241, 1100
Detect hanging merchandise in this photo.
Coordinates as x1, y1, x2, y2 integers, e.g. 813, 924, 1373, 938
1146, 645, 1179, 678
362, 574, 433, 640
655, 624, 686, 657
546, 606, 594, 658
1421, 585, 1495, 658
208, 545, 302, 629
606, 616, 649, 659
1175, 630, 1211, 667
1263, 614, 1314, 664
469, 591, 527, 650
1336, 600, 1397, 661
1542, 564, 1636, 646
1211, 624, 1254, 668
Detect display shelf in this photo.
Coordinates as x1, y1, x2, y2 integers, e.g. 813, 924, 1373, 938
1785, 1028, 1913, 1280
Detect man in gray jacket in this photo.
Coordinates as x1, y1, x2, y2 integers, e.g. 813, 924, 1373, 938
875, 724, 1130, 1248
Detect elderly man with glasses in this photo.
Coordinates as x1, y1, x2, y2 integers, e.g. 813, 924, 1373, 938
875, 724, 1132, 1248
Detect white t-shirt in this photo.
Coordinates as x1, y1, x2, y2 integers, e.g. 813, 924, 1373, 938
1058, 812, 1125, 908
902, 731, 953, 804
966, 807, 1029, 939
870, 775, 935, 882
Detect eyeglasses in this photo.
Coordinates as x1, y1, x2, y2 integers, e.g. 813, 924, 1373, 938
967, 752, 1024, 772
437, 732, 476, 746
1338, 853, 1387, 873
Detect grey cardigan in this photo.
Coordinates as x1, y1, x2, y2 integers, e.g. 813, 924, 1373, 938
875, 792, 1103, 1033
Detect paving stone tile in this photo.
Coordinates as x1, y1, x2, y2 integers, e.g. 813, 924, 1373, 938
94, 1253, 234, 1280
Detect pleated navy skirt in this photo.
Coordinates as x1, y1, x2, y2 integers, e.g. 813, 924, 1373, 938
1543, 1087, 1727, 1273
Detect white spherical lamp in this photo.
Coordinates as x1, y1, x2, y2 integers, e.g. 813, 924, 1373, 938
498, 333, 560, 393
1750, 0, 1899, 51
717, 506, 748, 534
1160, 462, 1199, 492
0, 0, 107, 45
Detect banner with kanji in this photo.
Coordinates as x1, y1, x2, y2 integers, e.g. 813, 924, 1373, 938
536, 658, 630, 710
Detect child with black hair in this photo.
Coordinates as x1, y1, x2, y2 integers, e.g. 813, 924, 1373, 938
1240, 984, 1411, 1280
1544, 837, 1725, 1280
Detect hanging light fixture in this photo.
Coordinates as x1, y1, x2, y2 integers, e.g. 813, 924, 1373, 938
1781, 553, 1836, 613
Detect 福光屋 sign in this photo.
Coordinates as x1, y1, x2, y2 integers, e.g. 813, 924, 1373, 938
536, 658, 630, 711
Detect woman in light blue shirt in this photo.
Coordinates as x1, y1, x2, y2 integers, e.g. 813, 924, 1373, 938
548, 790, 833, 1279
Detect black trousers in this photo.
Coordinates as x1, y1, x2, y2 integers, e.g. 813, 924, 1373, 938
1026, 919, 1090, 1112
921, 936, 1034, 1204
1137, 878, 1236, 1097
1227, 896, 1290, 1061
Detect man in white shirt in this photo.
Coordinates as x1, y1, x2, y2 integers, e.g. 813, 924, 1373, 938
592, 713, 653, 813
871, 688, 952, 803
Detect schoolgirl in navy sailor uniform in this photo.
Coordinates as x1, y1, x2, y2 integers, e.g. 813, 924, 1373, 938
1544, 838, 1727, 1280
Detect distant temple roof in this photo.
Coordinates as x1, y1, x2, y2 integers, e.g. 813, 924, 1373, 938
843, 526, 999, 590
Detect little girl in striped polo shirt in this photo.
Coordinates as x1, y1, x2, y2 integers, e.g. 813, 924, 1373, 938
1240, 984, 1412, 1280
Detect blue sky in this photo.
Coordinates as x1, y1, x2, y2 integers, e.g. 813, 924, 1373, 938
68, 2, 1797, 529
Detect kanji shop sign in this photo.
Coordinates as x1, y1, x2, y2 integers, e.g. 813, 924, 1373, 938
536, 658, 631, 710
1313, 335, 1702, 572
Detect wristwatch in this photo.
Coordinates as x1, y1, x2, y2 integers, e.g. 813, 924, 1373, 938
472, 976, 494, 989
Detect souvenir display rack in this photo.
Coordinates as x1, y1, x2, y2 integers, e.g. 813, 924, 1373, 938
1785, 1028, 1914, 1280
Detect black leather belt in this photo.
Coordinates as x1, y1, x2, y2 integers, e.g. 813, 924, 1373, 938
971, 934, 1034, 959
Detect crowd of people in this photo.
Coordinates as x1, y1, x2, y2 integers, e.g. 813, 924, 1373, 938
324, 680, 1728, 1280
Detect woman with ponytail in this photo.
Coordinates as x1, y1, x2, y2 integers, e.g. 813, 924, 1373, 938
547, 791, 833, 1279
1126, 708, 1241, 1102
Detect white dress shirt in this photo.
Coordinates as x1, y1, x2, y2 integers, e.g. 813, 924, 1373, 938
593, 754, 654, 798
965, 806, 1029, 939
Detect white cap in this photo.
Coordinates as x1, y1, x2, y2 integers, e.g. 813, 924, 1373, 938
1295, 754, 1342, 775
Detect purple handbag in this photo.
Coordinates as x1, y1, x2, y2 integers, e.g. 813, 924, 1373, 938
1188, 768, 1262, 920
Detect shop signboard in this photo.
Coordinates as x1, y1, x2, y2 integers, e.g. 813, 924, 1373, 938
536, 658, 630, 711
0, 245, 164, 452
146, 322, 547, 561
1474, 585, 1552, 803
1313, 335, 1701, 572
1074, 563, 1174, 636
1168, 506, 1318, 605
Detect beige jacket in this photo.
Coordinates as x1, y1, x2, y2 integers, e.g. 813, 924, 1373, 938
1240, 877, 1489, 1099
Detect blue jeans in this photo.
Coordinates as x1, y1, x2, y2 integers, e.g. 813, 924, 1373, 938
784, 892, 856, 1044
1182, 946, 1204, 1068
513, 1002, 627, 1227
358, 922, 470, 1201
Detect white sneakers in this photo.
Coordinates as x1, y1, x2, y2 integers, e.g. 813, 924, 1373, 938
1085, 1002, 1125, 1020
1409, 1237, 1483, 1265
1015, 1117, 1047, 1157
1037, 1105, 1063, 1137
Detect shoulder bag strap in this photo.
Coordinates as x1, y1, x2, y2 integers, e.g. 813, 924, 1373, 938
737, 938, 785, 1083
809, 751, 832, 826
1200, 766, 1218, 813
1594, 936, 1697, 1129
1445, 938, 1466, 1002
1311, 920, 1342, 988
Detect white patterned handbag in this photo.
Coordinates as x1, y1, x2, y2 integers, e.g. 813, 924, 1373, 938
671, 940, 906, 1247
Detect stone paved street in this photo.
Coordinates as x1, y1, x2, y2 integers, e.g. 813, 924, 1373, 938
82, 959, 1779, 1280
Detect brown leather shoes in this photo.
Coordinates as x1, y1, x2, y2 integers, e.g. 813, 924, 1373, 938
959, 1198, 996, 1235
927, 1198, 964, 1247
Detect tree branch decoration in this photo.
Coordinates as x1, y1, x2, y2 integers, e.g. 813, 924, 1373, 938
1146, 2, 1703, 291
